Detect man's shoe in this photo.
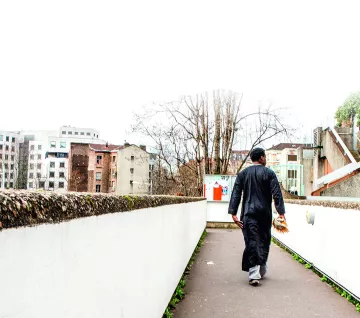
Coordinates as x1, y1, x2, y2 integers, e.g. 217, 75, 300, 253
249, 279, 260, 286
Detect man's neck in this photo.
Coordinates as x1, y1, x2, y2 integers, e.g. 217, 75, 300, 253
252, 161, 264, 166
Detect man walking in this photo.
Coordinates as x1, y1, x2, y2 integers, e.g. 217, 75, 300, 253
228, 148, 286, 286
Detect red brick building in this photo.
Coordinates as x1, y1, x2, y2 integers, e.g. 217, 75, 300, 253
68, 143, 123, 193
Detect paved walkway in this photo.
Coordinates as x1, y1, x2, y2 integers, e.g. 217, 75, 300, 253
174, 229, 358, 317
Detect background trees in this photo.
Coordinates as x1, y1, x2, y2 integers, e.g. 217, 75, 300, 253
133, 90, 292, 196
335, 91, 360, 128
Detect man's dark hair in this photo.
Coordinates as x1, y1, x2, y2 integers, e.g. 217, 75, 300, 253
250, 148, 266, 162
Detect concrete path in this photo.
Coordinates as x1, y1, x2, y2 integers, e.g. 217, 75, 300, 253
174, 229, 358, 317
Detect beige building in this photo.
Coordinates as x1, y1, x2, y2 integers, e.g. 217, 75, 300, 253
116, 144, 150, 195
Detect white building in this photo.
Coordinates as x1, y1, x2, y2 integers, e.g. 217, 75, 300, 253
0, 131, 21, 189
21, 127, 106, 192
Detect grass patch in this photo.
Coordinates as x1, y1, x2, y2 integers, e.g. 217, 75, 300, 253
271, 237, 360, 312
163, 230, 207, 318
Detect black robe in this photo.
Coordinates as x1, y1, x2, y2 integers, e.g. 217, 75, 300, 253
228, 165, 285, 272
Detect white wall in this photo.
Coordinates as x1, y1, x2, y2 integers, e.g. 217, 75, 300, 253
0, 200, 207, 318
272, 203, 360, 299
207, 201, 234, 222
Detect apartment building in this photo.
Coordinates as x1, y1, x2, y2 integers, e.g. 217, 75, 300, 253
68, 143, 150, 194
18, 127, 106, 191
0, 131, 21, 189
117, 144, 150, 194
267, 143, 313, 196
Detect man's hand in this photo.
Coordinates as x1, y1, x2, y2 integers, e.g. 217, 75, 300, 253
232, 215, 243, 229
278, 214, 286, 221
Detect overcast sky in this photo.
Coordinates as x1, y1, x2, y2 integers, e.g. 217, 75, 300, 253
1, 0, 360, 147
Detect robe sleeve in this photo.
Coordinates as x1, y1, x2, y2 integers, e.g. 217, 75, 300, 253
228, 172, 244, 216
269, 170, 285, 215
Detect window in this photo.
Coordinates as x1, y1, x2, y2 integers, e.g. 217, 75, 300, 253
0, 145, 2, 150
50, 162, 55, 168
11, 155, 14, 161
60, 162, 65, 168
12, 137, 15, 143
10, 173, 13, 179
288, 155, 298, 162
86, 132, 91, 136
96, 155, 102, 165
131, 155, 134, 161
287, 170, 298, 179
29, 172, 34, 179
130, 180, 133, 185
149, 172, 152, 179
0, 154, 2, 160
30, 154, 34, 160
38, 145, 42, 151
5, 154, 8, 160
38, 154, 41, 160
30, 145, 35, 151
37, 163, 41, 170
94, 133, 96, 137
11, 146, 15, 152
130, 168, 134, 173
30, 163, 34, 170
59, 172, 65, 178
96, 172, 101, 180
80, 132, 85, 136
29, 182, 33, 189
149, 164, 151, 170
5, 173, 8, 178
10, 164, 14, 170
4, 163, 8, 169
60, 141, 66, 148
49, 172, 55, 178
97, 135, 99, 138
62, 131, 66, 135
49, 181, 54, 188
50, 141, 56, 148
10, 182, 13, 188
96, 184, 101, 192
4, 182, 8, 188
39, 181, 45, 188
75, 132, 79, 135
6, 136, 9, 142
5, 145, 9, 151
112, 156, 116, 163
37, 173, 41, 179
59, 182, 65, 188
68, 131, 72, 135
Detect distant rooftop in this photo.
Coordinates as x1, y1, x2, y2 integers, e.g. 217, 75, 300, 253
89, 144, 124, 152
267, 143, 313, 151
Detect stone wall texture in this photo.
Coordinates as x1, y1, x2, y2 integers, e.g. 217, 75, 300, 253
0, 190, 204, 230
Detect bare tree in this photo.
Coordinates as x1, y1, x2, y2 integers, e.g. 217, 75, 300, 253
133, 90, 292, 196
236, 105, 292, 172
70, 169, 85, 192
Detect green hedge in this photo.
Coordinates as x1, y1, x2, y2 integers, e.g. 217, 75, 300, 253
0, 191, 205, 230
